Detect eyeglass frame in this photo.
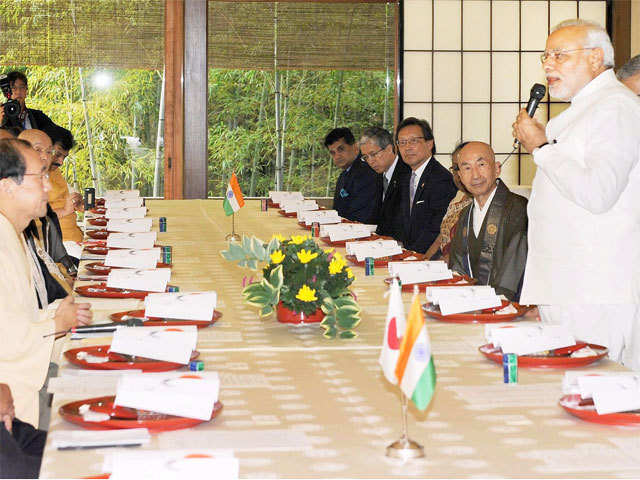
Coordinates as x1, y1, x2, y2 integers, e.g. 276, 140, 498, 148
361, 146, 386, 162
21, 171, 50, 182
396, 136, 426, 147
539, 47, 596, 64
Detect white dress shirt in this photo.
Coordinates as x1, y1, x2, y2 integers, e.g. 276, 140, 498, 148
521, 69, 640, 305
472, 183, 498, 237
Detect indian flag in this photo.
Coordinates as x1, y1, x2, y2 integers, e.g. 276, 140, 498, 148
223, 173, 245, 216
394, 293, 436, 410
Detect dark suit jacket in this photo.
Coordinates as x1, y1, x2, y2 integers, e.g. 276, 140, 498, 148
332, 155, 380, 224
401, 157, 457, 254
26, 108, 56, 131
375, 157, 411, 242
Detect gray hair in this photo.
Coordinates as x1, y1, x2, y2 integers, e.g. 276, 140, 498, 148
551, 19, 614, 68
617, 54, 640, 80
359, 126, 394, 151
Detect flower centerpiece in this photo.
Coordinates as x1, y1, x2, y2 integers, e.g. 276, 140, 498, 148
221, 234, 361, 339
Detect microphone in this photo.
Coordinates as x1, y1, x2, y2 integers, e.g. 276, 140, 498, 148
513, 83, 546, 148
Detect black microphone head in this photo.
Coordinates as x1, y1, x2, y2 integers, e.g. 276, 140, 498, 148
530, 83, 546, 100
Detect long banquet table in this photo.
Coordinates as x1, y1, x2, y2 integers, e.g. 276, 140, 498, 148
40, 199, 640, 478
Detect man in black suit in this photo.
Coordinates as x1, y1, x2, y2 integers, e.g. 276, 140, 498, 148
0, 71, 56, 131
325, 127, 379, 224
397, 117, 456, 254
359, 126, 410, 242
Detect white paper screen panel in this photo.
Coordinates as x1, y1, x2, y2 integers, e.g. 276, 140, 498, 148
402, 0, 607, 186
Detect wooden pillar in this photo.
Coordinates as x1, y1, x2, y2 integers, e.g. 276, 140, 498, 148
609, 0, 631, 69
183, 0, 209, 198
164, 0, 184, 199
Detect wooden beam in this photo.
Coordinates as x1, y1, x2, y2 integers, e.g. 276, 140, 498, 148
610, 0, 631, 69
164, 0, 184, 199
183, 0, 208, 199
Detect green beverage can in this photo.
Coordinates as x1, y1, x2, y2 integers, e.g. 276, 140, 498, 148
167, 285, 179, 292
162, 245, 172, 265
503, 353, 518, 383
365, 257, 375, 276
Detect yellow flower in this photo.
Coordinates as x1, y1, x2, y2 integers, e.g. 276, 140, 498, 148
346, 268, 354, 279
328, 256, 346, 275
297, 249, 319, 264
333, 251, 344, 262
271, 234, 286, 242
270, 250, 285, 264
296, 284, 318, 302
323, 248, 334, 255
290, 234, 309, 245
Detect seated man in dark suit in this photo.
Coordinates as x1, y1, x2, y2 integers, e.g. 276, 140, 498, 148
397, 118, 456, 254
359, 126, 410, 242
0, 71, 56, 131
448, 142, 528, 301
325, 128, 379, 224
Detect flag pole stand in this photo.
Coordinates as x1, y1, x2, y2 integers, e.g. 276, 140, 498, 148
225, 213, 241, 241
385, 392, 424, 460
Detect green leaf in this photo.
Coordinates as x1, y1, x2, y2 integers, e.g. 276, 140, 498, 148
267, 237, 280, 254
334, 296, 357, 308
320, 316, 334, 327
268, 265, 284, 289
322, 326, 338, 339
337, 315, 360, 330
339, 330, 357, 339
260, 305, 274, 317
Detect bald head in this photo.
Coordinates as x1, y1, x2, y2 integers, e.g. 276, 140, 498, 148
18, 129, 53, 168
457, 142, 501, 207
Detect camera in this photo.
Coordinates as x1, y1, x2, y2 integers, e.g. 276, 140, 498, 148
0, 74, 22, 127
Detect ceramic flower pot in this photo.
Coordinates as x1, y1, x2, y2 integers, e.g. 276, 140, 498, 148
276, 301, 324, 324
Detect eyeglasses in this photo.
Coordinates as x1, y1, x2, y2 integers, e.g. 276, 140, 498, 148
361, 147, 385, 162
10, 84, 27, 92
396, 137, 425, 147
449, 165, 460, 173
23, 171, 50, 182
52, 150, 68, 160
540, 48, 595, 64
32, 145, 56, 156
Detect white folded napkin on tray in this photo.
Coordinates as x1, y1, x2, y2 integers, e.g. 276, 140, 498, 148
345, 239, 403, 261
105, 207, 147, 219
107, 267, 171, 293
114, 371, 219, 421
387, 261, 452, 285
107, 218, 153, 233
105, 197, 144, 209
105, 248, 161, 269
107, 232, 157, 249
269, 191, 303, 203
298, 209, 341, 225
282, 199, 317, 214
323, 223, 377, 242
104, 189, 140, 199
425, 285, 502, 316
144, 291, 217, 321
109, 325, 197, 364
565, 373, 640, 415
486, 324, 575, 356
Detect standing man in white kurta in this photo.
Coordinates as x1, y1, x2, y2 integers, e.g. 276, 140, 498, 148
513, 19, 640, 369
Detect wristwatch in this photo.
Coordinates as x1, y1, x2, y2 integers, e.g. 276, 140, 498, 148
532, 142, 549, 155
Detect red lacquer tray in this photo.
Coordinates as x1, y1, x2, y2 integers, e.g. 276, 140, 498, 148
64, 345, 200, 372
384, 274, 477, 291
88, 217, 108, 227
84, 243, 163, 256
422, 300, 531, 323
87, 229, 109, 240
278, 209, 297, 218
559, 394, 640, 426
90, 207, 107, 215
267, 199, 278, 208
59, 395, 223, 432
96, 198, 106, 207
85, 262, 171, 275
478, 342, 608, 368
110, 309, 222, 328
321, 234, 386, 248
346, 250, 420, 267
75, 283, 158, 299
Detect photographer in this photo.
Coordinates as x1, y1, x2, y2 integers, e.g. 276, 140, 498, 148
0, 71, 56, 131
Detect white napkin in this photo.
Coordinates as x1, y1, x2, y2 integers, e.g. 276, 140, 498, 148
426, 285, 502, 315
115, 371, 219, 421
50, 428, 150, 450
104, 189, 140, 199
298, 209, 342, 225
107, 267, 171, 292
144, 292, 217, 321
105, 248, 161, 269
107, 218, 153, 233
345, 239, 403, 261
105, 197, 144, 209
387, 261, 453, 285
572, 374, 640, 414
323, 223, 377, 242
107, 232, 157, 249
105, 207, 148, 219
108, 450, 238, 480
282, 199, 318, 214
269, 191, 303, 203
488, 324, 575, 356
109, 325, 197, 364
63, 241, 82, 260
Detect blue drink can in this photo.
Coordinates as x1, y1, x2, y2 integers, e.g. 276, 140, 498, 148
162, 246, 172, 264
189, 360, 204, 371
365, 257, 375, 276
159, 217, 167, 232
503, 353, 518, 383
167, 285, 179, 292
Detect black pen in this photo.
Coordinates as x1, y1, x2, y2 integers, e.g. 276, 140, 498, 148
57, 442, 142, 451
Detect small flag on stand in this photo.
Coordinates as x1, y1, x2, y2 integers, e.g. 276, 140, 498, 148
379, 278, 406, 385
394, 294, 436, 411
223, 173, 245, 216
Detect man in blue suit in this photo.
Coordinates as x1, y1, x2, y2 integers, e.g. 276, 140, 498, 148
325, 128, 379, 224
397, 118, 456, 254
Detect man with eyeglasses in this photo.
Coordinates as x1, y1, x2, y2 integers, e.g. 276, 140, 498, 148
0, 71, 56, 132
396, 117, 456, 254
617, 54, 640, 95
0, 138, 91, 429
448, 142, 528, 302
513, 19, 640, 369
325, 127, 379, 224
359, 126, 410, 242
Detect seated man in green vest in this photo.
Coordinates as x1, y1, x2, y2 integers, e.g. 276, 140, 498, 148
448, 142, 528, 302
